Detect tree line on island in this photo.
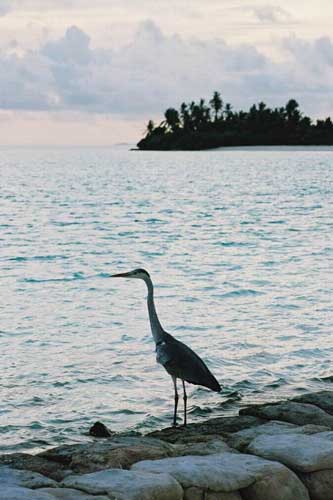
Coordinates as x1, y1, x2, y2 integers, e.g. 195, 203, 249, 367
137, 92, 333, 150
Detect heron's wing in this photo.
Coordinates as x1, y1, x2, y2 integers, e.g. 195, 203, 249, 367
157, 334, 221, 392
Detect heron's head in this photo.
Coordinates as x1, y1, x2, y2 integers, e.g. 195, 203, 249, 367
111, 268, 151, 280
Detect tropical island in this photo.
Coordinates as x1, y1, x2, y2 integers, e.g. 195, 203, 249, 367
137, 92, 333, 150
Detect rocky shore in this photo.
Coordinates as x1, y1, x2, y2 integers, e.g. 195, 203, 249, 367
1, 390, 333, 499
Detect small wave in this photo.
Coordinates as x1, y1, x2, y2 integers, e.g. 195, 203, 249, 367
21, 272, 86, 283
213, 289, 264, 299
214, 241, 254, 247
9, 255, 69, 262
189, 405, 213, 416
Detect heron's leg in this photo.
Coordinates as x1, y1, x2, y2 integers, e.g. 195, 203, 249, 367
172, 376, 179, 427
182, 379, 187, 426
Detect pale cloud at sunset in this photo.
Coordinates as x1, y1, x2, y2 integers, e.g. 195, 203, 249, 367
0, 0, 332, 145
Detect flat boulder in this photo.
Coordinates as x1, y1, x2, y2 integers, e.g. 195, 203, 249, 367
228, 421, 329, 451
241, 465, 310, 500
240, 401, 333, 428
0, 453, 69, 482
132, 451, 308, 499
292, 391, 333, 415
173, 437, 233, 457
0, 466, 57, 489
148, 415, 263, 443
62, 468, 183, 500
39, 488, 109, 499
299, 469, 333, 500
39, 436, 174, 474
0, 486, 55, 500
248, 433, 333, 472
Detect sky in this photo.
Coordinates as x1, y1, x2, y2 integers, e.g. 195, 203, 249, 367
0, 0, 332, 145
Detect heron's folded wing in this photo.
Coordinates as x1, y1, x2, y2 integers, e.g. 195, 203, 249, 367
157, 336, 221, 391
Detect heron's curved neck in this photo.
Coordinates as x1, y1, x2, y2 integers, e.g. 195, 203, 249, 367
145, 278, 165, 344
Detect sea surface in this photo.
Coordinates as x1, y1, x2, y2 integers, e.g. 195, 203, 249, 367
0, 146, 332, 454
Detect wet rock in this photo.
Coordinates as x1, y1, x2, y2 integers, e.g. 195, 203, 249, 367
248, 433, 333, 472
240, 401, 333, 428
132, 451, 306, 498
89, 422, 113, 438
228, 420, 329, 451
132, 452, 256, 491
39, 436, 174, 474
205, 493, 242, 500
0, 453, 70, 482
299, 469, 333, 500
173, 437, 234, 457
0, 486, 55, 499
184, 486, 203, 500
241, 465, 310, 500
0, 466, 57, 489
148, 415, 263, 443
62, 468, 183, 499
39, 488, 109, 499
292, 391, 333, 415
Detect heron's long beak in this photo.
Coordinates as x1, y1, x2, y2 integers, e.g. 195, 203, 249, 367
111, 272, 131, 278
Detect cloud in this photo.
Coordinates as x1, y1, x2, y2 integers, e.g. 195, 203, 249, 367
251, 5, 291, 23
0, 21, 332, 119
0, 0, 11, 16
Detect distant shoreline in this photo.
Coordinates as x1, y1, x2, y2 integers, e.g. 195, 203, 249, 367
213, 145, 333, 152
133, 145, 333, 152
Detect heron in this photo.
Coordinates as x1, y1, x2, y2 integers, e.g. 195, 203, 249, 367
111, 268, 221, 426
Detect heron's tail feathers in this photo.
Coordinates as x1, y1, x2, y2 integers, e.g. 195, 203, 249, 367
207, 375, 221, 392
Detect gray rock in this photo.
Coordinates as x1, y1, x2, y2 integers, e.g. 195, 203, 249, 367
133, 452, 257, 491
89, 422, 113, 438
173, 438, 233, 457
228, 420, 329, 451
311, 431, 333, 441
240, 401, 333, 428
39, 488, 109, 499
184, 487, 204, 500
133, 451, 305, 496
148, 415, 263, 443
299, 470, 333, 500
0, 453, 70, 481
0, 486, 55, 500
248, 433, 333, 472
206, 493, 242, 500
0, 466, 57, 489
39, 436, 174, 474
63, 468, 183, 500
241, 465, 310, 500
184, 488, 242, 500
292, 391, 333, 415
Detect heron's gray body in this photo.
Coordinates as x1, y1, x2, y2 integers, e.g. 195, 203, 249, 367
111, 268, 221, 426
156, 333, 221, 391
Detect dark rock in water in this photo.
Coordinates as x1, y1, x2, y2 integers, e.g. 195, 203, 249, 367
89, 422, 113, 438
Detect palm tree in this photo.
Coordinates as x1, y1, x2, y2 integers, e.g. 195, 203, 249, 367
180, 102, 190, 130
146, 120, 155, 136
164, 108, 180, 132
286, 99, 300, 123
224, 103, 233, 120
209, 91, 223, 121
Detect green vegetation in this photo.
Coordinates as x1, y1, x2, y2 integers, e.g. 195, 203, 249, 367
137, 92, 333, 150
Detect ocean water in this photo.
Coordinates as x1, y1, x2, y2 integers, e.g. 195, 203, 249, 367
0, 146, 332, 454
